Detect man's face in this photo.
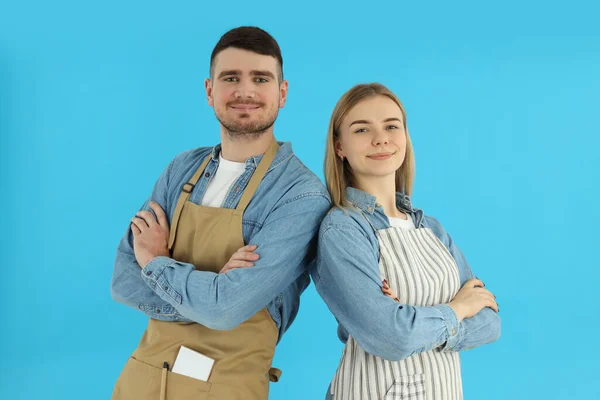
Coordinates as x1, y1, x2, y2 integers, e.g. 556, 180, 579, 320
206, 48, 288, 139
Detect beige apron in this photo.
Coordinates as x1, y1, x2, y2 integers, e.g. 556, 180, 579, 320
112, 141, 281, 400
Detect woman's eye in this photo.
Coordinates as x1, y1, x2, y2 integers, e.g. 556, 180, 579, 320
355, 128, 368, 133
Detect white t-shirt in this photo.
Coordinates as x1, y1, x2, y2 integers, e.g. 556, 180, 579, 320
201, 153, 246, 208
388, 214, 416, 231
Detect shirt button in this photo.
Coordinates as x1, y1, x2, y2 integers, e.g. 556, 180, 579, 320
205, 172, 210, 177
452, 329, 456, 336
156, 309, 161, 313
145, 270, 152, 276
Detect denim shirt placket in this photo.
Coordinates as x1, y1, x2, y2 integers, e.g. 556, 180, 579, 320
221, 157, 259, 209
188, 158, 219, 205
186, 156, 259, 209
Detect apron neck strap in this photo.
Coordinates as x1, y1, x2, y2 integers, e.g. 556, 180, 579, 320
236, 140, 279, 212
184, 156, 211, 200
168, 155, 211, 249
168, 141, 279, 249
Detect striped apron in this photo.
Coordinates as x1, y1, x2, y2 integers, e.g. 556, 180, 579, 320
330, 225, 463, 400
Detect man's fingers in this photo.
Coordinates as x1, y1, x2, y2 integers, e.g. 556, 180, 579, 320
241, 251, 260, 261
150, 202, 169, 228
232, 245, 259, 257
136, 211, 156, 227
238, 244, 258, 252
131, 217, 148, 230
225, 261, 254, 269
131, 223, 141, 235
231, 250, 260, 262
220, 261, 254, 274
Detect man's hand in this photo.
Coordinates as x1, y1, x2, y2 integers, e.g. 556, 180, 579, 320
130, 201, 170, 268
219, 245, 260, 274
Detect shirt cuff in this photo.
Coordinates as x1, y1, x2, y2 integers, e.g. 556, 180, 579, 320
140, 256, 182, 304
434, 304, 461, 350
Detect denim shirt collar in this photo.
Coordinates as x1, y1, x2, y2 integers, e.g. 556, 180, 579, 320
345, 186, 424, 229
210, 141, 293, 171
346, 187, 414, 214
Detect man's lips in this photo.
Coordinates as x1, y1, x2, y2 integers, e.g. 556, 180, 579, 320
230, 103, 261, 110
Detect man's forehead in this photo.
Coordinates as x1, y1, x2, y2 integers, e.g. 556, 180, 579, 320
213, 48, 278, 73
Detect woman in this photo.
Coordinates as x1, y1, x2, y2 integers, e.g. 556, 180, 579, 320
312, 83, 501, 400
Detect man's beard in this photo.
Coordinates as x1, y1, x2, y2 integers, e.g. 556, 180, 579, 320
215, 101, 279, 140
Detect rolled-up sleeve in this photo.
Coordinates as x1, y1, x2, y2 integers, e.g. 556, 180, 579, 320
110, 158, 189, 321
141, 194, 331, 330
313, 221, 461, 361
425, 216, 502, 352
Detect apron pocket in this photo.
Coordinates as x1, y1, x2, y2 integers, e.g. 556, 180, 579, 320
384, 373, 426, 400
113, 356, 212, 400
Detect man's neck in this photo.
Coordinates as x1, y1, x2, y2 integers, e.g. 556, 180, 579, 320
219, 130, 275, 163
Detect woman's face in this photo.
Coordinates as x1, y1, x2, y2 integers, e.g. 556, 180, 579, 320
336, 95, 407, 182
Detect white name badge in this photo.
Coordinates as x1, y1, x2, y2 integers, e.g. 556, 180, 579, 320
172, 346, 215, 382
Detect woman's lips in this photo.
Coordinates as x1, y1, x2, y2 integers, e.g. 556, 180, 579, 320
367, 152, 395, 160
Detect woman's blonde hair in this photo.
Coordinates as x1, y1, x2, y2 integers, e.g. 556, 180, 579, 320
324, 83, 415, 209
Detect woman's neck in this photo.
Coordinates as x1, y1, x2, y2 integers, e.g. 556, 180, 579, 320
354, 174, 404, 219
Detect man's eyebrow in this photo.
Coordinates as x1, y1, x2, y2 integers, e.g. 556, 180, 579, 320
217, 70, 241, 79
250, 70, 276, 79
216, 70, 276, 79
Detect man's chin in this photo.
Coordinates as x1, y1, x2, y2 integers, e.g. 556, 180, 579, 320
222, 124, 268, 138
216, 111, 277, 137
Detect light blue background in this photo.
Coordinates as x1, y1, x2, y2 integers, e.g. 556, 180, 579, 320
1, 1, 599, 399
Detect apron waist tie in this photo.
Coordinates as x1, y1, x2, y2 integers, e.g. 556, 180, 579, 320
269, 367, 282, 383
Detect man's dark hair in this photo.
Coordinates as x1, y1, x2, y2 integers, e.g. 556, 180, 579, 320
210, 26, 284, 81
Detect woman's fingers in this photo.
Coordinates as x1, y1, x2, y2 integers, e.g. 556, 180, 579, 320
465, 278, 485, 288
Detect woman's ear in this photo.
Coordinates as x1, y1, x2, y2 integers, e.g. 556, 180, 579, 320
335, 140, 344, 160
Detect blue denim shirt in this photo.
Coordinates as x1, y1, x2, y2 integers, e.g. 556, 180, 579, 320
110, 142, 330, 340
312, 187, 501, 361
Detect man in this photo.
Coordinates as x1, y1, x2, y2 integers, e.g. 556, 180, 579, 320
110, 26, 330, 399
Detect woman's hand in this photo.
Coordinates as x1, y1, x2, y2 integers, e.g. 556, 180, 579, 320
382, 279, 400, 302
448, 279, 498, 322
